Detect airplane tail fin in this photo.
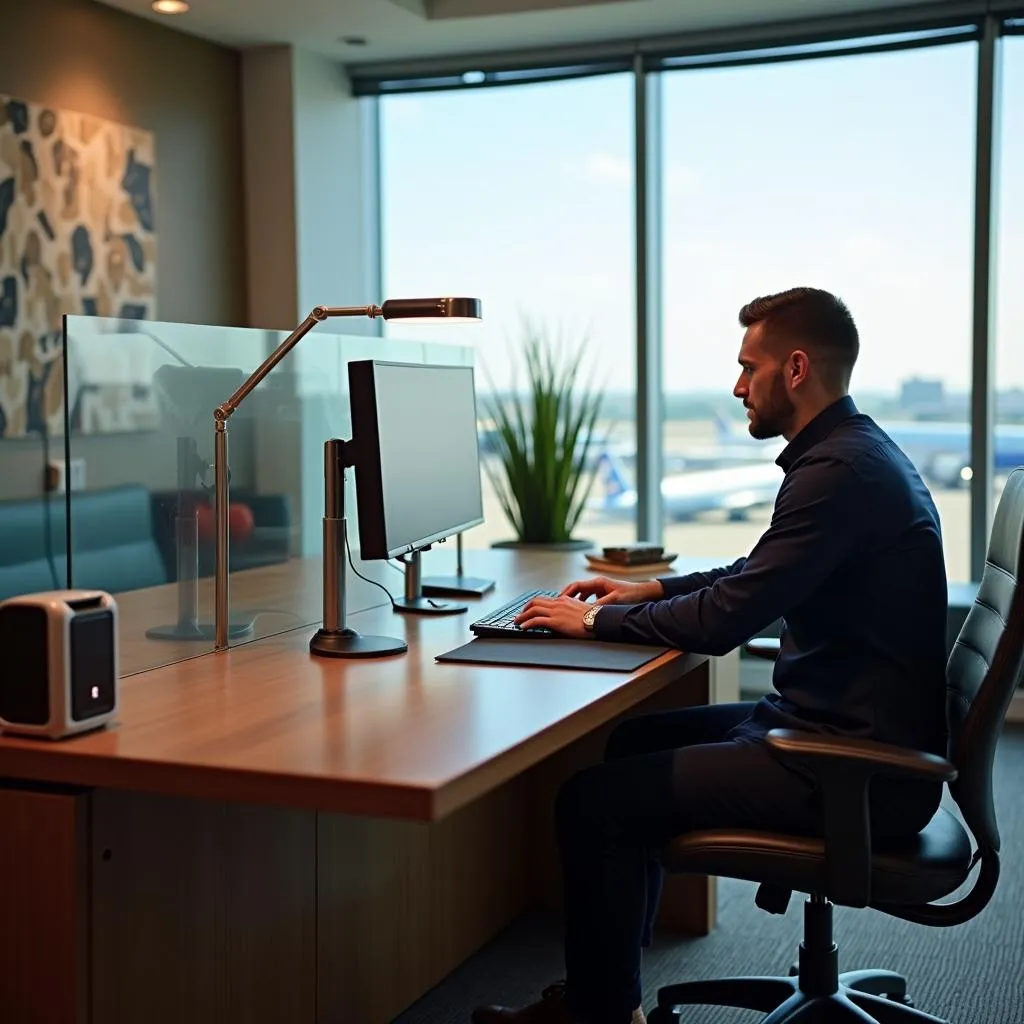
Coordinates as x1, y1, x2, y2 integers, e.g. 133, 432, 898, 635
596, 449, 630, 500
712, 410, 735, 442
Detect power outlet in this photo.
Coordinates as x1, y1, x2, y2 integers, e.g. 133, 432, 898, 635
45, 457, 86, 493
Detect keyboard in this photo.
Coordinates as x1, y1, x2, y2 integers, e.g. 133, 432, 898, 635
469, 589, 560, 638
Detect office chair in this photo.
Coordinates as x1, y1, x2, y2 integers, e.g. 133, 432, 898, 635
648, 467, 1024, 1024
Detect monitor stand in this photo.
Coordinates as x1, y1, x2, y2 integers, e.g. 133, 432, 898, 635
309, 439, 408, 658
420, 533, 496, 598
393, 549, 468, 615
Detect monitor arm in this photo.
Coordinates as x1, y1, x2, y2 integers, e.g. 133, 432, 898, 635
309, 438, 407, 659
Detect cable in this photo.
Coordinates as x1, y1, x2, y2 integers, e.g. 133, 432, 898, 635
344, 528, 397, 609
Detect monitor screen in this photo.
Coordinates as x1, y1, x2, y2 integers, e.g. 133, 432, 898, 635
349, 360, 485, 560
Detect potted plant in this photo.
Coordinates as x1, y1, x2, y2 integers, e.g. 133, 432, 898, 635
483, 324, 604, 549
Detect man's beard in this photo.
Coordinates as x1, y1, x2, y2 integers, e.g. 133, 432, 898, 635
747, 372, 795, 440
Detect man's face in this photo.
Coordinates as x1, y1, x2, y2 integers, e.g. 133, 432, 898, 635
733, 323, 796, 440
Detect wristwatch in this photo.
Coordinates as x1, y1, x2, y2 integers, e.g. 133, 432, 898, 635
582, 604, 602, 633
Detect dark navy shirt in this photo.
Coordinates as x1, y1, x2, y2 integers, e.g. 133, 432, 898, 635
595, 396, 949, 756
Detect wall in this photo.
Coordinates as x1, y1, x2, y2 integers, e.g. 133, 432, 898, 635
0, 0, 247, 501
242, 46, 382, 554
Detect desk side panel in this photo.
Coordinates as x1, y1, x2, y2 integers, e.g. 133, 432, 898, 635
317, 775, 530, 1024
0, 784, 89, 1024
91, 789, 316, 1024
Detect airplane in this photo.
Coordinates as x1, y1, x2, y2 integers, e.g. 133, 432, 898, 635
590, 448, 783, 522
711, 412, 1024, 489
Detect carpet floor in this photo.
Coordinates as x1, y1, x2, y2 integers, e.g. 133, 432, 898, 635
395, 725, 1024, 1024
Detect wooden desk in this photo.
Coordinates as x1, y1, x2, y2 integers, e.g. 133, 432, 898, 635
0, 550, 729, 1024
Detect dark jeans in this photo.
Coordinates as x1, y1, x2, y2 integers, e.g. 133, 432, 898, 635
556, 701, 940, 1024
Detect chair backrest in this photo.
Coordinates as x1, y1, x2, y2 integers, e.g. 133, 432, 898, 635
946, 467, 1024, 856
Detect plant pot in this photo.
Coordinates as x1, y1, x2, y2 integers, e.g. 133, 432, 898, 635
491, 538, 594, 552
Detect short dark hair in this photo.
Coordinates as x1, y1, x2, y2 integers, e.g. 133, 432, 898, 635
739, 287, 859, 388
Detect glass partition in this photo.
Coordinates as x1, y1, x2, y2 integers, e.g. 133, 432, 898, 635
59, 315, 474, 676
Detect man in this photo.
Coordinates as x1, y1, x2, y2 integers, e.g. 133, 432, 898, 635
471, 287, 949, 1024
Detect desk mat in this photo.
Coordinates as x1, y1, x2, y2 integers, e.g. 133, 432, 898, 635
435, 638, 671, 672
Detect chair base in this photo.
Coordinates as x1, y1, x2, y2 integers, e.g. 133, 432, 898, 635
650, 897, 947, 1024
649, 976, 947, 1023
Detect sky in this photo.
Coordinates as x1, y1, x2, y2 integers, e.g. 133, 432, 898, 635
379, 36, 1023, 403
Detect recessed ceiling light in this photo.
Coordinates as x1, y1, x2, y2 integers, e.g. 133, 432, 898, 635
152, 0, 190, 13
340, 35, 368, 46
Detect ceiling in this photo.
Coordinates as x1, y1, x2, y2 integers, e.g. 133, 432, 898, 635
94, 0, 943, 67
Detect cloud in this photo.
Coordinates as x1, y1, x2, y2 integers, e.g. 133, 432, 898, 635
665, 165, 701, 198
561, 152, 632, 186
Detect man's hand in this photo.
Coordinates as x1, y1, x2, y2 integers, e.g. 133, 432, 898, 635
515, 595, 592, 638
559, 576, 664, 606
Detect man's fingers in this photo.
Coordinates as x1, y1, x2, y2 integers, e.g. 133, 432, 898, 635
516, 597, 556, 623
560, 581, 596, 598
517, 614, 553, 632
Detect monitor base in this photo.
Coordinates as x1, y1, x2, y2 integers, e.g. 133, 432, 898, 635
309, 626, 407, 658
420, 574, 495, 598
392, 596, 467, 616
146, 618, 255, 641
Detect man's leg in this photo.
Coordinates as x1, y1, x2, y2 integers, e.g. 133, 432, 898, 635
472, 732, 816, 1024
556, 736, 817, 1024
603, 703, 759, 946
604, 702, 759, 763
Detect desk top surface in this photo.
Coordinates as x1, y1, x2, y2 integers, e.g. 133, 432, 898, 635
0, 549, 707, 820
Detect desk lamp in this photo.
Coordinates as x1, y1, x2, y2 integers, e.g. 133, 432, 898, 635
212, 298, 481, 654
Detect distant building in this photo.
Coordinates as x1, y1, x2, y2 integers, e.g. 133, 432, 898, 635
900, 378, 945, 412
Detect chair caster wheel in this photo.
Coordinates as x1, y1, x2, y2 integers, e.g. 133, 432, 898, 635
888, 994, 914, 1007
647, 1007, 680, 1024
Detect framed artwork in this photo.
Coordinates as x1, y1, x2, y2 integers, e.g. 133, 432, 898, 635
0, 94, 157, 438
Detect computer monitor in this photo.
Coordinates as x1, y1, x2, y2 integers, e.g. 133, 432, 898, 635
348, 359, 485, 614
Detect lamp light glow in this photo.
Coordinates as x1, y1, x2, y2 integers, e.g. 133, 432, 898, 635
152, 0, 190, 13
380, 297, 482, 324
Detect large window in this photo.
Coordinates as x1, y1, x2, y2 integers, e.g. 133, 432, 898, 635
995, 36, 1024, 526
380, 75, 636, 550
660, 43, 978, 579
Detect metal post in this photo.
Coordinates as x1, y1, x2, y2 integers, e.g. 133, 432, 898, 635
321, 439, 345, 632
634, 53, 664, 544
970, 14, 1002, 582
214, 420, 230, 648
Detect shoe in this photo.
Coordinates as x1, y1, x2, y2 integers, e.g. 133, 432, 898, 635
471, 982, 575, 1024
471, 981, 647, 1024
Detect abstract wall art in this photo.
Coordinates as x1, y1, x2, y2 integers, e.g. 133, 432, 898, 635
0, 94, 158, 439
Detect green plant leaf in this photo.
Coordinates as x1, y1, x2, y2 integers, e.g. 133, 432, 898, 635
481, 320, 608, 544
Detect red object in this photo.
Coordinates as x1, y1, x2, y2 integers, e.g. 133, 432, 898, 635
195, 502, 254, 543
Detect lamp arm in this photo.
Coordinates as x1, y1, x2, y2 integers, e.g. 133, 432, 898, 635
214, 305, 381, 426
212, 302, 381, 651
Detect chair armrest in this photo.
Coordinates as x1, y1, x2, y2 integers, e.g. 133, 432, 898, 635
744, 638, 781, 661
765, 729, 957, 782
764, 729, 956, 907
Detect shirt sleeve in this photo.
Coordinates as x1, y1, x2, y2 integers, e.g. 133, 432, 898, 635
659, 558, 748, 598
595, 456, 866, 654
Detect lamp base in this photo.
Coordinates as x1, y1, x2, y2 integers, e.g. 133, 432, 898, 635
309, 626, 407, 658
392, 596, 467, 616
146, 617, 255, 641
420, 574, 495, 598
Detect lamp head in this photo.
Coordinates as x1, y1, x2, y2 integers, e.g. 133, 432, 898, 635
380, 297, 481, 324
